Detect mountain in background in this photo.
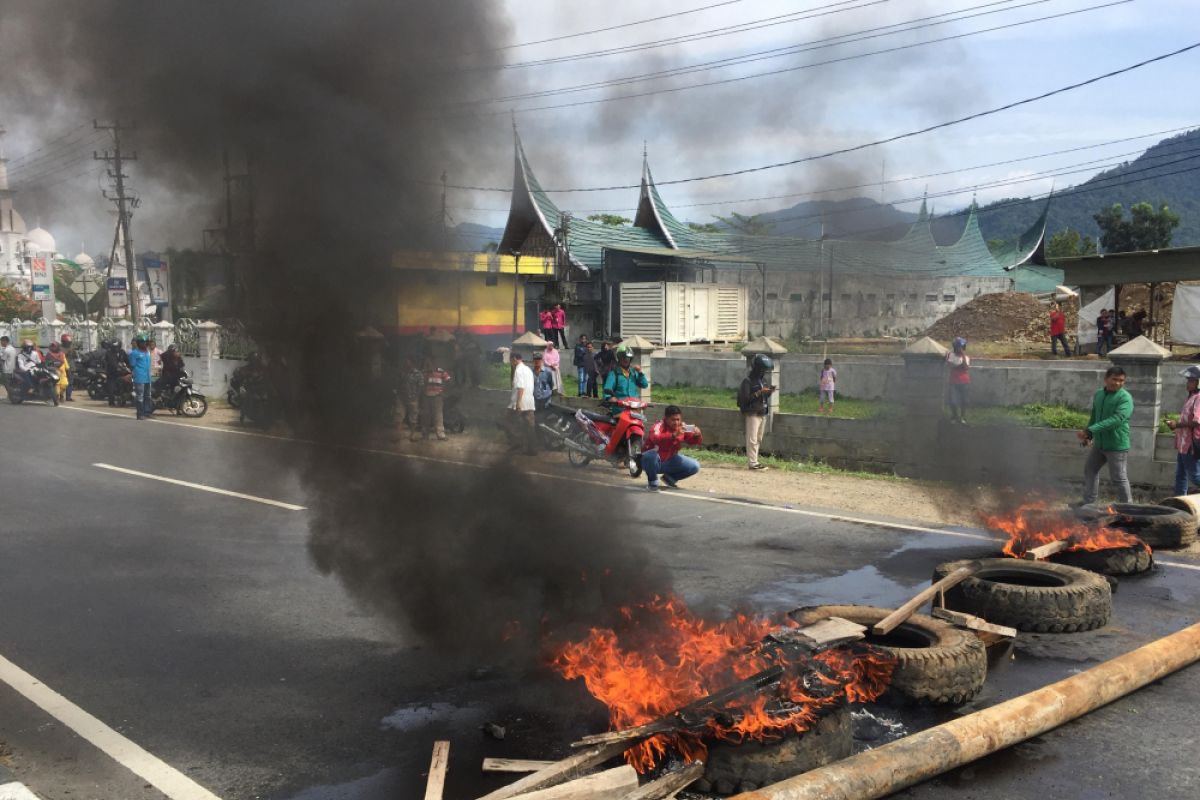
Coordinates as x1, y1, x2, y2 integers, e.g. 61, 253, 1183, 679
454, 128, 1199, 251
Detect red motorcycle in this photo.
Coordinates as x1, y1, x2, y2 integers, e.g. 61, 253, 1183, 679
563, 397, 648, 477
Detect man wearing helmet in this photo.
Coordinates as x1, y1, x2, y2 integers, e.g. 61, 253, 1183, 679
14, 339, 41, 395
104, 339, 129, 407
128, 334, 154, 419
738, 354, 775, 470
602, 345, 648, 401
1166, 366, 1200, 496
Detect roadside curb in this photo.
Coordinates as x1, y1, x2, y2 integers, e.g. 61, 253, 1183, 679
0, 781, 41, 800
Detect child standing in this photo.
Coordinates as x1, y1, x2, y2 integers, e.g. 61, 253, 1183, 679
818, 358, 837, 414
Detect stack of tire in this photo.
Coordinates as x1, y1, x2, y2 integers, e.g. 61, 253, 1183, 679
1076, 501, 1199, 551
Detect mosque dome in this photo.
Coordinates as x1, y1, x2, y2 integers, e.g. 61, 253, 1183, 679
74, 251, 95, 268
24, 226, 56, 254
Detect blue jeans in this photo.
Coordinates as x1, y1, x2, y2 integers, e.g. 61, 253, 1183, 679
642, 451, 700, 487
1175, 451, 1200, 496
133, 382, 152, 417
577, 366, 588, 396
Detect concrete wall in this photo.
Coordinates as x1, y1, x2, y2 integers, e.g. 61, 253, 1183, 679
649, 350, 1116, 409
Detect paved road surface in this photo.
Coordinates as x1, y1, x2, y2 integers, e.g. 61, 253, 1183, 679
0, 400, 1197, 799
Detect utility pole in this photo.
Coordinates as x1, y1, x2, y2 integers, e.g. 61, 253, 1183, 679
223, 146, 238, 312
511, 251, 522, 341
93, 120, 141, 318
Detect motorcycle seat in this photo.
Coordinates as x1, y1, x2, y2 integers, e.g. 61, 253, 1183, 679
579, 408, 615, 423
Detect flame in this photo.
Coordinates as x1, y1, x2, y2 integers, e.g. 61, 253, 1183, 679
548, 596, 895, 772
984, 502, 1149, 557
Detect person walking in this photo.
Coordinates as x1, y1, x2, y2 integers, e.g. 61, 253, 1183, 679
505, 351, 537, 455
539, 307, 555, 344
0, 336, 16, 385
1077, 366, 1134, 505
415, 358, 451, 441
945, 337, 971, 424
531, 351, 554, 411
642, 405, 703, 491
572, 334, 590, 396
58, 334, 77, 401
1096, 309, 1113, 356
1049, 302, 1071, 357
818, 358, 837, 414
738, 354, 774, 470
1166, 366, 1200, 496
542, 341, 563, 395
128, 335, 154, 419
43, 341, 68, 403
104, 339, 129, 407
582, 341, 599, 398
551, 303, 568, 347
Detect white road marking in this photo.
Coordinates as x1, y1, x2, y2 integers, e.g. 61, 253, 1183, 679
93, 463, 306, 511
62, 405, 1200, 571
0, 782, 42, 800
0, 654, 223, 800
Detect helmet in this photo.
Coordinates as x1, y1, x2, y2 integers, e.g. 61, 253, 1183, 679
751, 354, 774, 374
166, 344, 177, 352
1181, 366, 1200, 381
134, 334, 149, 344
616, 345, 632, 360
60, 333, 72, 343
21, 339, 33, 350
953, 337, 967, 351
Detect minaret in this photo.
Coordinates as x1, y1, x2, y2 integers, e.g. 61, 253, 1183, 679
0, 126, 21, 278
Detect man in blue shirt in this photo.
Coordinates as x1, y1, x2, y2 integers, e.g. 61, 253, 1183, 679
603, 347, 648, 401
128, 334, 154, 419
532, 352, 554, 411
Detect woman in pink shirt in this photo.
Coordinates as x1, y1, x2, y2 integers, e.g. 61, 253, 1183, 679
539, 308, 554, 343
551, 303, 567, 347
542, 341, 562, 394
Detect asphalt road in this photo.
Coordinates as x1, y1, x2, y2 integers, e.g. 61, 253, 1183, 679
0, 399, 1197, 800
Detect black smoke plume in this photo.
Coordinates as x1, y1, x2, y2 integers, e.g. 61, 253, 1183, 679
2, 0, 670, 664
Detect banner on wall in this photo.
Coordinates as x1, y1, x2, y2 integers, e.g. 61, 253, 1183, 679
143, 255, 170, 304
1077, 288, 1115, 349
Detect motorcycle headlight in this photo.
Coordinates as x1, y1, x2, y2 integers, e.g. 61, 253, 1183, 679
630, 413, 645, 421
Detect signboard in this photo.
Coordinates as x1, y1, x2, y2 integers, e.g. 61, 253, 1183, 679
31, 257, 50, 301
143, 255, 170, 304
107, 277, 128, 308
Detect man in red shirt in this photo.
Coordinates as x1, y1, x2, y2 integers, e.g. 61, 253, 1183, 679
551, 303, 568, 348
1049, 301, 1071, 357
945, 337, 970, 424
641, 404, 703, 491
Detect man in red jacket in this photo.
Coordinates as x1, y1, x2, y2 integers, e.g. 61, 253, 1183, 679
1049, 301, 1071, 357
642, 404, 703, 491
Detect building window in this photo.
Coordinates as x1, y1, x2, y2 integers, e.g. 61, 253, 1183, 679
766, 292, 779, 300
840, 293, 851, 302
866, 293, 877, 302
886, 294, 896, 301
789, 292, 804, 301
925, 294, 938, 302
943, 294, 955, 303
909, 293, 918, 301
485, 274, 499, 287
822, 292, 831, 301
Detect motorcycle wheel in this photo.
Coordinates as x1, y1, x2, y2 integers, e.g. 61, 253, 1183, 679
227, 389, 241, 409
51, 390, 59, 407
445, 416, 466, 435
625, 435, 644, 478
567, 431, 592, 468
180, 395, 208, 418
87, 384, 101, 400
6, 384, 21, 405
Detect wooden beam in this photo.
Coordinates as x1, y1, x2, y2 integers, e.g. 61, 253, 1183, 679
622, 762, 705, 800
873, 563, 981, 635
424, 741, 450, 800
476, 741, 629, 800
1022, 540, 1070, 560
931, 607, 1018, 638
507, 765, 638, 800
483, 759, 556, 774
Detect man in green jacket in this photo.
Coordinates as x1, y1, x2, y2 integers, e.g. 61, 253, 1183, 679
603, 347, 648, 401
1077, 366, 1134, 504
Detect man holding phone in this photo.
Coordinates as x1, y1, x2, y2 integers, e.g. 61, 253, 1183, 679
738, 354, 775, 470
642, 405, 703, 491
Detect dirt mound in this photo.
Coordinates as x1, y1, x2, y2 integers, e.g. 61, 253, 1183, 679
926, 292, 1070, 343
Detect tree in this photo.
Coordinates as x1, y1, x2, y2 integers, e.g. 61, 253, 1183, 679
687, 221, 721, 233
481, 241, 498, 254
715, 212, 774, 236
1045, 228, 1098, 261
1093, 202, 1180, 253
0, 281, 38, 320
586, 213, 631, 227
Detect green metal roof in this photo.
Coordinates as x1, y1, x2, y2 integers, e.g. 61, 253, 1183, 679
499, 131, 1050, 279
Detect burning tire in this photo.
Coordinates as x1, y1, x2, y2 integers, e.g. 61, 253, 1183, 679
1051, 544, 1153, 576
788, 605, 985, 705
697, 705, 852, 795
1082, 502, 1197, 549
932, 558, 1111, 633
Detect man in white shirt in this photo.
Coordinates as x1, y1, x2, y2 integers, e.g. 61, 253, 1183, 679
506, 351, 538, 455
0, 336, 16, 381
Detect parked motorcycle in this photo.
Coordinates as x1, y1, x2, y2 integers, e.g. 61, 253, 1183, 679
561, 397, 648, 477
237, 377, 276, 429
6, 363, 61, 406
536, 403, 582, 451
152, 370, 208, 417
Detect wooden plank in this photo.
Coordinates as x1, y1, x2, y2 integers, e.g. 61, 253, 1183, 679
477, 741, 629, 800
621, 762, 704, 800
873, 563, 981, 635
424, 741, 450, 800
932, 607, 1018, 638
483, 759, 556, 774
507, 765, 638, 800
783, 616, 866, 647
1023, 540, 1070, 560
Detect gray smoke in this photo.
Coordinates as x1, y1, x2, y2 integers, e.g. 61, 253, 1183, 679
1, 0, 670, 664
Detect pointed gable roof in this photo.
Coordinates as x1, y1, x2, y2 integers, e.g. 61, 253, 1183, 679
498, 127, 561, 257
633, 154, 692, 248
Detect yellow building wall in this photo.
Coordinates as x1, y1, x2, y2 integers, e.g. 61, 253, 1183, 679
393, 271, 524, 335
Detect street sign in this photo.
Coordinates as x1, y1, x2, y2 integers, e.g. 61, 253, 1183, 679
144, 255, 170, 304
107, 277, 128, 308
31, 257, 50, 301
72, 271, 102, 305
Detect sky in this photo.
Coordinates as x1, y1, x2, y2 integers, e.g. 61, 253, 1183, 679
2, 0, 1198, 257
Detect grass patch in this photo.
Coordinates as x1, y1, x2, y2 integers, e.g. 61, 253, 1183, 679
692, 448, 904, 481
970, 403, 1089, 430
650, 385, 883, 419
483, 361, 583, 395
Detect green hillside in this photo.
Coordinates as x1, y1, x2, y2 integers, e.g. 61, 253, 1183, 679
977, 128, 1200, 247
